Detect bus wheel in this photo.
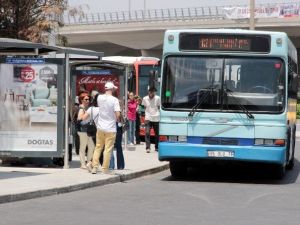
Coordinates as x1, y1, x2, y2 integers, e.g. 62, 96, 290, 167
286, 126, 296, 170
169, 161, 187, 178
273, 164, 285, 180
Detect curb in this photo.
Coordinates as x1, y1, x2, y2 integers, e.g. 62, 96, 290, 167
0, 163, 169, 204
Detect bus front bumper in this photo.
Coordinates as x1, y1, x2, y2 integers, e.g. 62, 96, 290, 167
158, 142, 286, 165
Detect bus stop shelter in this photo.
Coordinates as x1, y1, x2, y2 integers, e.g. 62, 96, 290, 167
69, 59, 131, 155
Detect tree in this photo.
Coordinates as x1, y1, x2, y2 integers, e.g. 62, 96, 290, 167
0, 0, 67, 43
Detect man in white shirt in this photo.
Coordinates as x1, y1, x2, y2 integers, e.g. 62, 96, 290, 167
142, 86, 161, 153
80, 82, 121, 174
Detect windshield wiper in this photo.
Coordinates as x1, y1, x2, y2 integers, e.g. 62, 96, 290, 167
188, 85, 216, 118
224, 88, 254, 119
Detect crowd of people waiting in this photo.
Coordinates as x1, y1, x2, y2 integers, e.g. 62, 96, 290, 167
71, 82, 161, 174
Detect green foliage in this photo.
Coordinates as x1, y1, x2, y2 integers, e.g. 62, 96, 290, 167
0, 0, 67, 43
297, 104, 300, 119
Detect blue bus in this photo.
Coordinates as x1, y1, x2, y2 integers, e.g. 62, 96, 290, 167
159, 29, 298, 179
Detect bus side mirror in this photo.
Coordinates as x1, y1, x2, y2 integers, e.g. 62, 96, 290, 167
288, 72, 298, 96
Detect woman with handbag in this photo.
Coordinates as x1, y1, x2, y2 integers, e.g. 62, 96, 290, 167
77, 93, 95, 169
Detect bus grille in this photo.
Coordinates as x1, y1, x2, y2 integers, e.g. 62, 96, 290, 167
203, 138, 238, 145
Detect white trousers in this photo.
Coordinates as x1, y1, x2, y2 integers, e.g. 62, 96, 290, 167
77, 131, 95, 166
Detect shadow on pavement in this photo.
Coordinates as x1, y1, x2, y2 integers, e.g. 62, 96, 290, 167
0, 154, 81, 169
0, 171, 45, 180
163, 159, 300, 185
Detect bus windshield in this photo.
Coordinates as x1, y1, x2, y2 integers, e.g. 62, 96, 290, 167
139, 65, 161, 98
162, 56, 285, 113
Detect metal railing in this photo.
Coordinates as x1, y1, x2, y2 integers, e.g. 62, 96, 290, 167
62, 1, 300, 26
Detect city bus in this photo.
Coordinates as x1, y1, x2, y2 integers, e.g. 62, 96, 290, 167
103, 56, 161, 138
159, 29, 298, 179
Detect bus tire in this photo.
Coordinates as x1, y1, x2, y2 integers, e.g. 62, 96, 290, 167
169, 161, 187, 178
287, 126, 296, 170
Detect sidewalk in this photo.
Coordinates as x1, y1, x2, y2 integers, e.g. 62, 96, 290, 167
0, 143, 169, 204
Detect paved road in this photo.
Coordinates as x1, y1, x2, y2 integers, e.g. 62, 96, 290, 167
1, 142, 300, 225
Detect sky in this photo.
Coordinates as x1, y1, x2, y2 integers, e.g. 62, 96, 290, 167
67, 0, 300, 13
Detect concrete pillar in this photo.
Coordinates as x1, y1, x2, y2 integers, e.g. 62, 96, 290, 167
141, 49, 162, 58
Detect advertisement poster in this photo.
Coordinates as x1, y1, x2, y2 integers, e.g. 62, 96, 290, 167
0, 59, 58, 152
75, 70, 120, 97
223, 3, 300, 19
223, 6, 281, 19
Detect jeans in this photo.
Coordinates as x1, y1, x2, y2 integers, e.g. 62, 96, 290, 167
145, 121, 159, 150
127, 120, 136, 144
110, 125, 125, 169
92, 130, 116, 171
135, 112, 141, 144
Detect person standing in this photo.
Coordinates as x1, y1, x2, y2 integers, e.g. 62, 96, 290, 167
76, 93, 95, 169
127, 92, 137, 145
81, 82, 121, 174
109, 121, 125, 170
110, 92, 125, 170
142, 87, 160, 153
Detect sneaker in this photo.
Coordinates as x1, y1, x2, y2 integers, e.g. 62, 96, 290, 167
91, 167, 97, 174
80, 165, 87, 169
86, 161, 92, 172
146, 148, 150, 153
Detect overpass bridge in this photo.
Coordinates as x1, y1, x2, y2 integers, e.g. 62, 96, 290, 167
59, 2, 300, 58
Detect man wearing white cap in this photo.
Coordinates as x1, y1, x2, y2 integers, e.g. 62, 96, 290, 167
81, 81, 121, 174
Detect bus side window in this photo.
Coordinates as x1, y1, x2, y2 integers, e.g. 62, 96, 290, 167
236, 67, 241, 91
128, 70, 136, 93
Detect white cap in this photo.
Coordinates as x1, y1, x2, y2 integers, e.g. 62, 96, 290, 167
105, 82, 118, 90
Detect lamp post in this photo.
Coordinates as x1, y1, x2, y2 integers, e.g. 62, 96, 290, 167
128, 0, 131, 11
144, 0, 146, 14
249, 0, 255, 30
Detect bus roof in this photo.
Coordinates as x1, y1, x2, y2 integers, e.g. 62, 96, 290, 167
165, 28, 288, 36
102, 56, 159, 65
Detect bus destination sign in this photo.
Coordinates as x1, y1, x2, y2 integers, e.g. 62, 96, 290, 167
179, 33, 270, 53
199, 37, 250, 51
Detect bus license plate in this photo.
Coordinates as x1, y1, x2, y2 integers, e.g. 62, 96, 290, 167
207, 151, 234, 158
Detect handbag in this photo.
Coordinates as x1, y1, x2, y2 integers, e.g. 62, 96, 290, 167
74, 119, 82, 132
122, 118, 129, 134
86, 107, 97, 137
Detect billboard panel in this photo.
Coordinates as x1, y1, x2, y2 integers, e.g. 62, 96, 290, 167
0, 58, 62, 153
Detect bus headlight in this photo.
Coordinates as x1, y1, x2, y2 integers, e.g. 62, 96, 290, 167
178, 136, 187, 142
264, 139, 274, 146
159, 135, 187, 143
254, 139, 264, 145
254, 139, 285, 146
169, 136, 178, 142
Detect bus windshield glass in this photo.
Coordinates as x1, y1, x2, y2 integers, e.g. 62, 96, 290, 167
139, 65, 161, 98
162, 56, 285, 113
